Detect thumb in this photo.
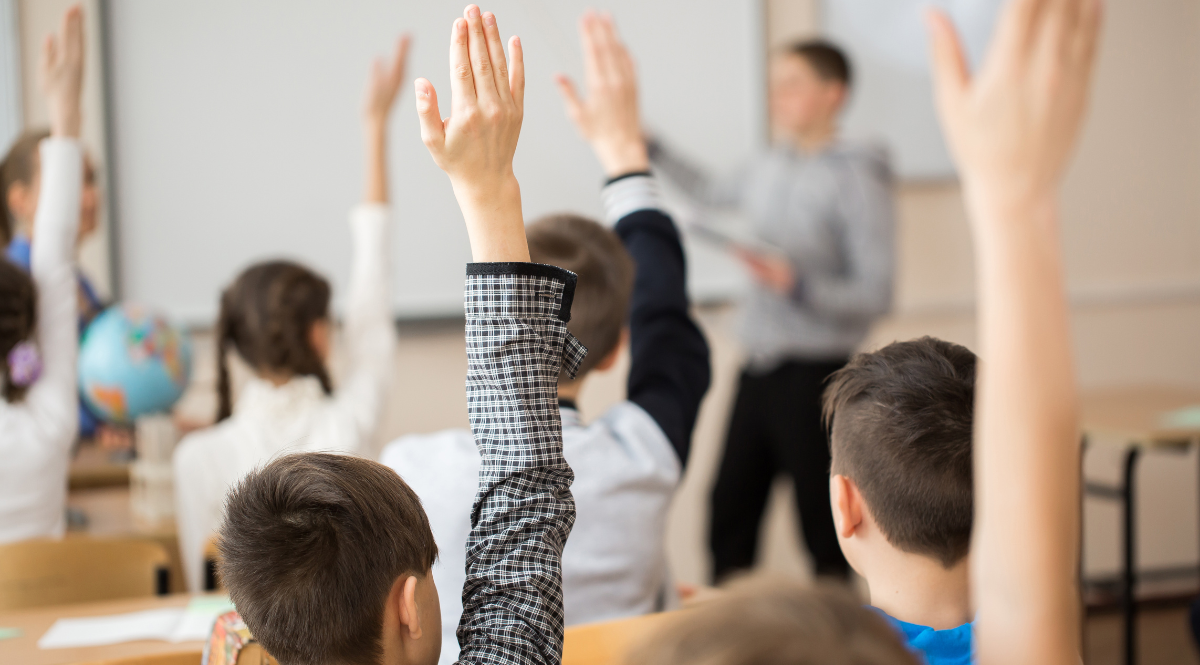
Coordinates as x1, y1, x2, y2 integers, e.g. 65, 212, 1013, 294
926, 9, 969, 114
554, 73, 585, 124
414, 78, 445, 151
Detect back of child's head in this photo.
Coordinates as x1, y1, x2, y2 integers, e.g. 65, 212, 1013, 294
215, 260, 332, 420
823, 337, 976, 568
1, 129, 51, 246
0, 259, 36, 403
527, 214, 634, 378
785, 40, 852, 88
627, 577, 916, 665
218, 452, 438, 665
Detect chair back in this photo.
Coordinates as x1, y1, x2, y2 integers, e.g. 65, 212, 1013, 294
0, 537, 170, 611
562, 611, 678, 665
71, 650, 200, 665
234, 643, 278, 665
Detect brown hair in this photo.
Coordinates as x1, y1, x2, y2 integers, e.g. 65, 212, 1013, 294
823, 337, 976, 567
626, 577, 917, 665
215, 260, 332, 420
1, 129, 50, 246
218, 452, 438, 665
527, 214, 634, 378
0, 260, 36, 402
786, 39, 853, 87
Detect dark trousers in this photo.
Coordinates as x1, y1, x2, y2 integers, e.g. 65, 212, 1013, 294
709, 359, 850, 581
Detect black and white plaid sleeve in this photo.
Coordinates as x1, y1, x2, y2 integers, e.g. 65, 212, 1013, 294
456, 262, 587, 665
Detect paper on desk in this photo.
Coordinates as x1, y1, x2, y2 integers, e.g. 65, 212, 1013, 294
37, 595, 236, 649
38, 608, 185, 648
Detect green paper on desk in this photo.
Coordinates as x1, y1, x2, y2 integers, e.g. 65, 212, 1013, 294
1158, 405, 1200, 430
0, 627, 22, 640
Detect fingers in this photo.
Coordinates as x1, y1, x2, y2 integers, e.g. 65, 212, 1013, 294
415, 78, 446, 150
579, 12, 605, 87
990, 0, 1047, 64
390, 34, 411, 86
481, 11, 510, 103
1070, 0, 1103, 72
926, 9, 970, 111
554, 73, 584, 124
464, 5, 500, 105
594, 14, 624, 82
449, 17, 476, 113
509, 35, 525, 111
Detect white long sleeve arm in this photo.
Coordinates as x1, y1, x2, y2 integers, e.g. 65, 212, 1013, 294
332, 203, 394, 451
24, 138, 82, 444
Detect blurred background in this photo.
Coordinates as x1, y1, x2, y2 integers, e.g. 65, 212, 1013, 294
3, 1, 1199, 663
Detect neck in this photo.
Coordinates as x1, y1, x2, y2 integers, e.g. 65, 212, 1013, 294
556, 376, 585, 403
784, 121, 838, 153
865, 549, 971, 630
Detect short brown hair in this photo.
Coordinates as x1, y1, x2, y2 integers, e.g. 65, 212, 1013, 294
626, 577, 916, 665
1, 128, 50, 246
823, 337, 976, 567
786, 40, 852, 87
527, 214, 634, 377
218, 453, 438, 665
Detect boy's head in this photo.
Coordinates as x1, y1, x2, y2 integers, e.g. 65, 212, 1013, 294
527, 214, 634, 382
769, 40, 851, 140
627, 577, 917, 665
219, 453, 441, 665
823, 337, 976, 572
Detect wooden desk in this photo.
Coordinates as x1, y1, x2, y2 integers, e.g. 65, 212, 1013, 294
0, 594, 203, 665
1079, 386, 1200, 665
69, 444, 131, 491
0, 593, 678, 665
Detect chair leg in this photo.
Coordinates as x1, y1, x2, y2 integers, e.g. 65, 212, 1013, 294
156, 566, 170, 596
1122, 446, 1141, 665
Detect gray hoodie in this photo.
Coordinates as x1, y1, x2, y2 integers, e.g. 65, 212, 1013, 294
649, 139, 895, 370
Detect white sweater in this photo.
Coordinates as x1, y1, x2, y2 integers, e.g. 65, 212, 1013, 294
382, 402, 680, 664
0, 139, 82, 544
173, 204, 394, 591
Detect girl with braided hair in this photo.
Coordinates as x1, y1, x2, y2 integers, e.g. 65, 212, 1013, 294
172, 35, 408, 592
0, 5, 86, 543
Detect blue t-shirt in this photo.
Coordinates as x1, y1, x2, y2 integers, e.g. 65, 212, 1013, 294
876, 609, 974, 665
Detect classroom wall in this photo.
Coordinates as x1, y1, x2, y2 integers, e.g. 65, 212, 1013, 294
14, 0, 112, 299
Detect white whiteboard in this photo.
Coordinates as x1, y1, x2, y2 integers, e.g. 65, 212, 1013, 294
825, 0, 1004, 179
104, 0, 762, 324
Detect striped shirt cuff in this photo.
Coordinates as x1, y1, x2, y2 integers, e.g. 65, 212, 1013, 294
601, 174, 664, 225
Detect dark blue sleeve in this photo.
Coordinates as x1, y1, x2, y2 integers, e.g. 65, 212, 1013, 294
614, 208, 711, 466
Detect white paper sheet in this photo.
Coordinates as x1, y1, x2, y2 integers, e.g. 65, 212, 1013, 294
37, 608, 185, 649
37, 595, 236, 649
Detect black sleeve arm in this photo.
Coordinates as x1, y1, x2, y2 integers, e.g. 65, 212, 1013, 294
605, 175, 712, 466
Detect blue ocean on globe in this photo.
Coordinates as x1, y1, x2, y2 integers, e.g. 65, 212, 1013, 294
78, 304, 193, 424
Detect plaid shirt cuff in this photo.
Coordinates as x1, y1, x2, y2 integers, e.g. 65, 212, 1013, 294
465, 262, 587, 378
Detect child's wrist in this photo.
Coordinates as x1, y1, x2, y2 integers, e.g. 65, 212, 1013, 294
596, 139, 649, 178
452, 175, 530, 263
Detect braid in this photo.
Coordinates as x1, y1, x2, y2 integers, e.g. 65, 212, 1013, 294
214, 289, 237, 422
0, 260, 37, 403
216, 261, 332, 417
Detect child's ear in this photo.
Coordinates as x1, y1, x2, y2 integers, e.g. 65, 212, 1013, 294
308, 318, 332, 363
830, 474, 863, 539
397, 575, 423, 639
593, 328, 629, 372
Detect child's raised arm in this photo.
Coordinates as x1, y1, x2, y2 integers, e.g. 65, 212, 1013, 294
25, 5, 84, 435
927, 1, 1102, 664
417, 7, 583, 665
363, 35, 410, 205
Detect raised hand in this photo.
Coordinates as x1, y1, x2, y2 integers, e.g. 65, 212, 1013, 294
415, 5, 528, 263
555, 12, 648, 177
363, 34, 411, 204
364, 35, 411, 128
41, 4, 84, 138
928, 0, 1103, 214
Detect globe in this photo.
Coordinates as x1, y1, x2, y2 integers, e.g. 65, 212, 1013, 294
78, 304, 193, 424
